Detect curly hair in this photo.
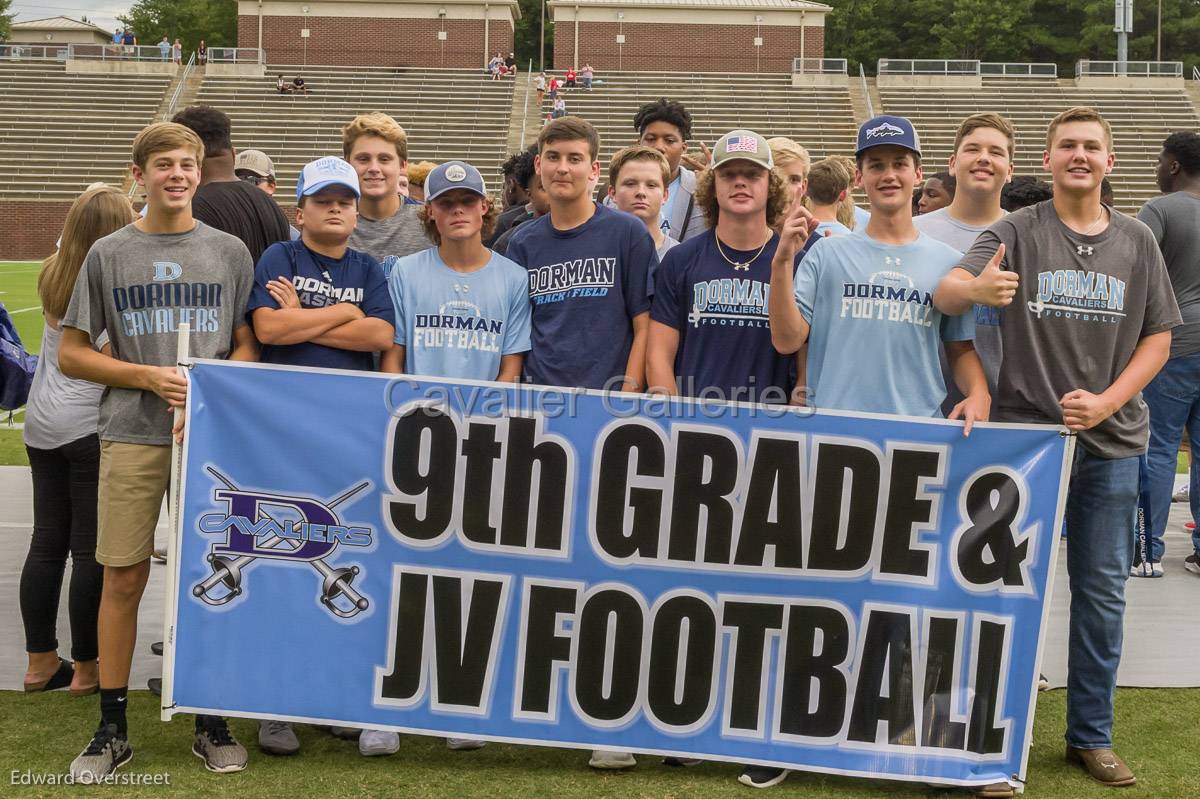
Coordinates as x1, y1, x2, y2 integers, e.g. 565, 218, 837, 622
695, 165, 790, 230
632, 98, 693, 141
418, 196, 500, 246
1163, 131, 1200, 176
171, 106, 232, 157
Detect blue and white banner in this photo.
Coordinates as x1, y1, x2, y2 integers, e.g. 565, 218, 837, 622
165, 359, 1072, 790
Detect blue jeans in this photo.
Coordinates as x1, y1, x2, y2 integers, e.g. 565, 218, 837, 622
1065, 447, 1138, 749
1135, 351, 1200, 561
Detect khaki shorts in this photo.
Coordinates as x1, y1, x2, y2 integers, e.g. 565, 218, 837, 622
96, 441, 171, 567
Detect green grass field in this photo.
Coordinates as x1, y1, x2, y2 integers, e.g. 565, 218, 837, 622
1, 688, 1197, 798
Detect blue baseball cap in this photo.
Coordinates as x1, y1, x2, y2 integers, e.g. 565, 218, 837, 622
855, 115, 922, 158
425, 160, 487, 202
296, 156, 360, 202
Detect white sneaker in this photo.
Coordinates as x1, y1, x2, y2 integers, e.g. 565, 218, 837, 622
1173, 485, 1190, 502
1130, 561, 1164, 578
589, 749, 636, 769
358, 729, 399, 756
446, 737, 487, 751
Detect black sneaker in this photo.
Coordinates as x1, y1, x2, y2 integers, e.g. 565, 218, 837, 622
70, 723, 132, 783
663, 756, 702, 767
738, 765, 789, 788
193, 717, 248, 773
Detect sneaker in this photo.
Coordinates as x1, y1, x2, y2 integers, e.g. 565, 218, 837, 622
1037, 672, 1050, 691
359, 729, 400, 756
1172, 485, 1189, 502
1187, 521, 1197, 532
258, 720, 300, 755
1130, 561, 1163, 578
327, 725, 361, 740
588, 749, 636, 769
446, 737, 487, 751
663, 756, 703, 767
70, 723, 132, 784
1065, 746, 1136, 786
738, 765, 790, 788
1185, 554, 1200, 575
192, 717, 248, 773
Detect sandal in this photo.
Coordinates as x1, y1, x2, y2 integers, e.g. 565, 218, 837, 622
24, 657, 74, 692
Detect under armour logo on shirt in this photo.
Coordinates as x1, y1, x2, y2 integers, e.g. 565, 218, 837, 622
884, 256, 902, 267
1076, 245, 1095, 256
453, 283, 470, 293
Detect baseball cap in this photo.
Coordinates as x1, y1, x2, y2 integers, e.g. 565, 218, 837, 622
856, 115, 922, 158
234, 149, 275, 179
711, 130, 773, 170
296, 156, 360, 202
425, 160, 487, 202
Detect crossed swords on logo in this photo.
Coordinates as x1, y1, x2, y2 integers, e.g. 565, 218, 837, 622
191, 467, 372, 619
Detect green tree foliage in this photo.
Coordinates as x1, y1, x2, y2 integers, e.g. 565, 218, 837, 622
0, 0, 12, 42
514, 0, 554, 70
118, 0, 236, 54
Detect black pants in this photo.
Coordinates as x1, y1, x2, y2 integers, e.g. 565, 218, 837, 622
20, 434, 103, 661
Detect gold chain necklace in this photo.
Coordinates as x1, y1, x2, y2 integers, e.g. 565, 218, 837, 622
714, 230, 771, 271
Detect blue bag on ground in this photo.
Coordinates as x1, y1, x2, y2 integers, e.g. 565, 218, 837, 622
0, 301, 38, 410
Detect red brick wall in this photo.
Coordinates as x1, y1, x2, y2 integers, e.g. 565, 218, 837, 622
239, 15, 513, 68
0, 201, 72, 260
553, 22, 823, 73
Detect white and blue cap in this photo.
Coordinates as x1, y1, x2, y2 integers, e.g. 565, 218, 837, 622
425, 160, 487, 202
296, 156, 360, 202
855, 115, 922, 158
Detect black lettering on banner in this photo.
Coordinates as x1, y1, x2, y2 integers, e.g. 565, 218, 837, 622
721, 600, 786, 736
516, 581, 579, 718
430, 575, 507, 710
954, 469, 1031, 591
460, 422, 503, 545
593, 422, 664, 559
879, 448, 942, 580
777, 603, 851, 740
847, 608, 918, 746
667, 429, 738, 564
573, 588, 645, 724
377, 571, 430, 704
384, 405, 457, 542
807, 441, 881, 572
967, 618, 1011, 755
734, 435, 805, 568
920, 614, 968, 750
646, 593, 719, 729
500, 416, 570, 552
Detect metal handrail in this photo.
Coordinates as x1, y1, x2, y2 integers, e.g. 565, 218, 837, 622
859, 63, 874, 118
0, 44, 69, 60
877, 58, 980, 76
1192, 65, 1199, 81
209, 48, 265, 64
1077, 60, 1183, 77
161, 50, 197, 121
68, 43, 172, 62
792, 58, 848, 75
519, 58, 533, 150
980, 62, 1057, 78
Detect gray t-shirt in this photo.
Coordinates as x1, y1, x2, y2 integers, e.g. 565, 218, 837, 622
915, 207, 1008, 400
959, 201, 1181, 458
348, 204, 431, 275
656, 234, 679, 260
23, 322, 108, 450
1136, 191, 1200, 357
63, 222, 254, 446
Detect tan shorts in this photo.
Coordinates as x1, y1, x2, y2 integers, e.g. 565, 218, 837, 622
96, 441, 171, 567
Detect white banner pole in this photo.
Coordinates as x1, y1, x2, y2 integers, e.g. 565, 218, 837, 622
160, 322, 190, 719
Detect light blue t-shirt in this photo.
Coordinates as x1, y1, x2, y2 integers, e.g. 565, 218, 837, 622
852, 205, 871, 230
815, 220, 853, 237
794, 230, 973, 417
388, 247, 532, 381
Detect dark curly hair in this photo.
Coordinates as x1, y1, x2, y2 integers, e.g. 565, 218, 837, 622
171, 105, 232, 158
1163, 131, 1200, 176
633, 98, 693, 141
510, 143, 539, 190
1001, 175, 1053, 212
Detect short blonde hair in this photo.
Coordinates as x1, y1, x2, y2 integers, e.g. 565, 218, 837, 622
767, 137, 810, 176
407, 161, 437, 188
132, 122, 203, 170
695, 166, 790, 230
954, 113, 1016, 159
608, 145, 671, 188
1046, 106, 1113, 151
342, 112, 408, 161
418, 196, 500, 246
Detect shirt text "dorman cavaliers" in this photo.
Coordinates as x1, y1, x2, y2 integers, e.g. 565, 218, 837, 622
528, 258, 616, 297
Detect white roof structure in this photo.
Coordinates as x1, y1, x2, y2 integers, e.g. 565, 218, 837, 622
11, 16, 113, 36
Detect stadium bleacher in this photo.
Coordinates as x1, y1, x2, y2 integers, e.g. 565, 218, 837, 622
0, 62, 171, 200
194, 65, 515, 200
879, 77, 1200, 214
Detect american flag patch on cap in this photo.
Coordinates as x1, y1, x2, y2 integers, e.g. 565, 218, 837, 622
725, 136, 758, 154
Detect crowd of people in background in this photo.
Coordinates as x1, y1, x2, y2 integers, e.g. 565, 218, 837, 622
10, 81, 1200, 797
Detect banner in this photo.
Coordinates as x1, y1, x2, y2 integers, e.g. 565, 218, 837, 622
165, 360, 1072, 790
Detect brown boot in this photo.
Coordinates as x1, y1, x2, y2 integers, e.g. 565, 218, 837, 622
971, 782, 1016, 798
1066, 747, 1136, 786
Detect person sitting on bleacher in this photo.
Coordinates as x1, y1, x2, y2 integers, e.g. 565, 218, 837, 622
504, 52, 517, 77
292, 75, 308, 94
276, 74, 290, 94
565, 67, 577, 88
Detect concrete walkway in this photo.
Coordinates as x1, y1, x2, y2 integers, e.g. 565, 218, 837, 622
1, 465, 1197, 691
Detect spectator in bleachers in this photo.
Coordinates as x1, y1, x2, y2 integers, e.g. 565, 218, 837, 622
804, 158, 853, 237
197, 39, 207, 65
633, 98, 708, 242
917, 171, 956, 215
172, 105, 292, 264
1133, 131, 1200, 577
565, 66, 577, 89
551, 95, 567, 119
491, 146, 549, 255
535, 72, 546, 106
276, 74, 291, 94
345, 113, 430, 283
172, 39, 182, 64
407, 162, 436, 202
1001, 175, 1053, 211
548, 75, 560, 99
292, 75, 307, 94
157, 36, 171, 62
581, 63, 594, 90
121, 30, 136, 54
20, 186, 135, 699
488, 53, 502, 79
608, 145, 677, 260
505, 52, 517, 77
767, 136, 810, 210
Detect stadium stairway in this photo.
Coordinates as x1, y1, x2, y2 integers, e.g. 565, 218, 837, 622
879, 77, 1200, 215
0, 61, 173, 200
194, 65, 515, 201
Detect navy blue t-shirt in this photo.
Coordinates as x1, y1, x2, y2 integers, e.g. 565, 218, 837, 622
247, 240, 394, 371
506, 203, 657, 389
651, 231, 796, 403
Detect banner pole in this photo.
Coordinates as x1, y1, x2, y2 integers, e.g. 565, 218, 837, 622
160, 322, 190, 720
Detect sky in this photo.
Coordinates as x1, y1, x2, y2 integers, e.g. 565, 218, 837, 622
11, 0, 128, 34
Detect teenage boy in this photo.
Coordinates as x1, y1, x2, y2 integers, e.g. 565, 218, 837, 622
647, 129, 799, 406
343, 113, 430, 276
607, 145, 679, 259
491, 145, 550, 256
632, 98, 708, 241
62, 122, 257, 781
934, 107, 1181, 789
760, 114, 991, 792
804, 159, 854, 237
507, 116, 657, 397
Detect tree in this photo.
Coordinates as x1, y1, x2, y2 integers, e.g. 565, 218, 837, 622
118, 0, 235, 54
0, 0, 12, 42
927, 0, 1035, 60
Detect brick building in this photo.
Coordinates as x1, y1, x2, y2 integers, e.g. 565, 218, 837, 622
549, 0, 828, 74
237, 0, 520, 68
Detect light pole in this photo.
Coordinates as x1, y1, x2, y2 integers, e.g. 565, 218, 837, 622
1156, 0, 1162, 61
539, 0, 546, 72
301, 6, 309, 67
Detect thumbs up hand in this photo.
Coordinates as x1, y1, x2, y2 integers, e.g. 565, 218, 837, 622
970, 245, 1018, 307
